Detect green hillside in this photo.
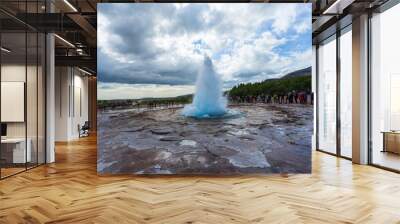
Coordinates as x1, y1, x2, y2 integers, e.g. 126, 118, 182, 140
229, 74, 311, 98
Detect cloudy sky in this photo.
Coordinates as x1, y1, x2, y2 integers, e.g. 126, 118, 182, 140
98, 3, 311, 100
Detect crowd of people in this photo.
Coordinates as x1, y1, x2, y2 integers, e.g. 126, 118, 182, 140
142, 90, 314, 110
229, 90, 313, 105
101, 90, 313, 111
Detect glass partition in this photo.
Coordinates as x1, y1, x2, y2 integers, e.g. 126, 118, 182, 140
38, 32, 45, 165
317, 36, 337, 154
371, 3, 400, 171
27, 30, 38, 169
1, 31, 28, 177
339, 27, 352, 158
0, 2, 46, 179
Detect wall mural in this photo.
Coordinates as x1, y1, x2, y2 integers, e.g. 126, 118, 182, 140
97, 3, 313, 175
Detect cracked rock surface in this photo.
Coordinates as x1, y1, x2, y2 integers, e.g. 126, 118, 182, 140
98, 104, 312, 174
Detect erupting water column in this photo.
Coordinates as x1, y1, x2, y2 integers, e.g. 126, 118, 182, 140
182, 55, 227, 118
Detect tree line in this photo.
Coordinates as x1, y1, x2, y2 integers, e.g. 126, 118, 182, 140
228, 75, 311, 98
98, 73, 311, 110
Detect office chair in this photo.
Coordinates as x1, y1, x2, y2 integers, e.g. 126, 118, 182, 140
79, 121, 90, 138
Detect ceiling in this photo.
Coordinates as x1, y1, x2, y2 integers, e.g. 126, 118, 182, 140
311, 0, 390, 44
0, 0, 98, 74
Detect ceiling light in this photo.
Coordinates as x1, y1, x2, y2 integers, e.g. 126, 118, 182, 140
63, 0, 78, 12
54, 34, 75, 48
323, 0, 355, 15
1, 47, 11, 53
76, 48, 85, 55
78, 67, 92, 76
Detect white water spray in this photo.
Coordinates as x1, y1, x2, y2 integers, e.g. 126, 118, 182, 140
182, 55, 227, 118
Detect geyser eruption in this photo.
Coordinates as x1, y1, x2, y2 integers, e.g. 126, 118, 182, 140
182, 56, 227, 118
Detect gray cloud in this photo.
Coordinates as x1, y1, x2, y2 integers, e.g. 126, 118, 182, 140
98, 47, 198, 85
98, 3, 311, 86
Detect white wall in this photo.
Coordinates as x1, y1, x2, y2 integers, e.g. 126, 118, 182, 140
1, 65, 26, 133
1, 65, 36, 139
55, 66, 70, 141
1, 63, 46, 164
55, 67, 89, 141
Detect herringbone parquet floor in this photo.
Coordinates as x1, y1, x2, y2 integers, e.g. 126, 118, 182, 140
1, 135, 400, 224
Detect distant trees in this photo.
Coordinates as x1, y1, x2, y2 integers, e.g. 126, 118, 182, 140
137, 95, 192, 107
97, 99, 136, 109
228, 75, 311, 98
98, 74, 312, 110
97, 95, 192, 110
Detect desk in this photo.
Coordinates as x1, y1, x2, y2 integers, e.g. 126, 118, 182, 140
382, 131, 400, 154
1, 138, 31, 163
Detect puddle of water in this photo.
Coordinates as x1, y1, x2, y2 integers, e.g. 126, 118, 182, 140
228, 129, 250, 136
180, 140, 197, 147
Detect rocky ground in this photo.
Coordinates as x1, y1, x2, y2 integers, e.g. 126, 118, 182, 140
98, 104, 313, 175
